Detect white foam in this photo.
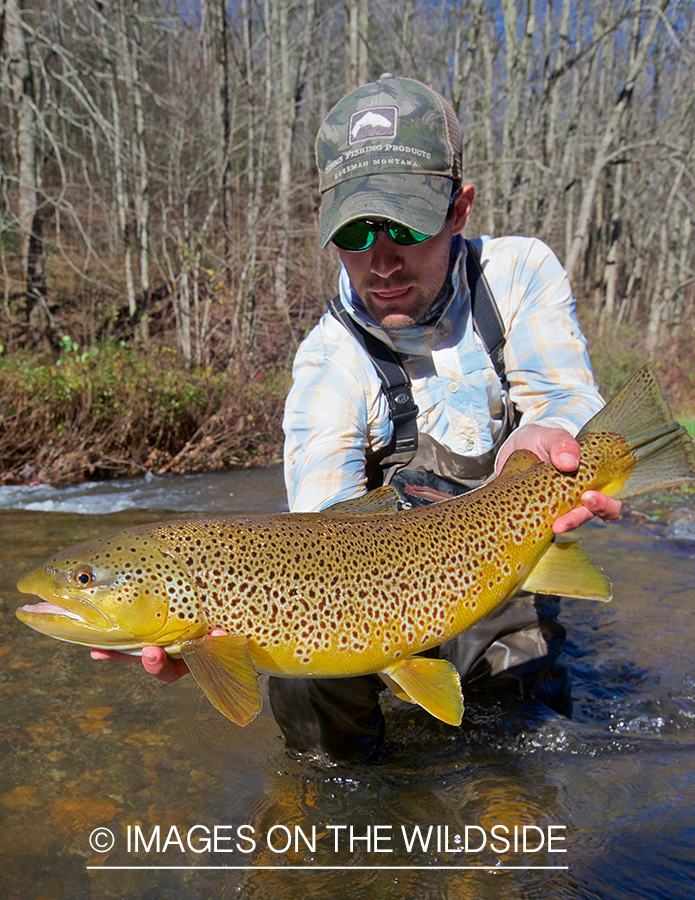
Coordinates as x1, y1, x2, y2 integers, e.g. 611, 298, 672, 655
0, 469, 288, 515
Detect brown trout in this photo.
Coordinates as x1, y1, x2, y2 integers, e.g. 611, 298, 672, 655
16, 365, 695, 728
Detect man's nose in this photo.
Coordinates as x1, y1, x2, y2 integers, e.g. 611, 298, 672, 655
368, 233, 404, 279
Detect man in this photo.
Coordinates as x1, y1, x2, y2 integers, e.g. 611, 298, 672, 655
94, 75, 620, 759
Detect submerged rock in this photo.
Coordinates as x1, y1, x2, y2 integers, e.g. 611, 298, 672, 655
666, 506, 695, 540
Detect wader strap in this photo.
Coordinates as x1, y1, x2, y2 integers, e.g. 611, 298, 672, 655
328, 295, 419, 453
464, 239, 508, 390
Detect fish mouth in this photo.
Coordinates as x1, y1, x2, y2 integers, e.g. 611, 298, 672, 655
15, 596, 141, 648
16, 573, 117, 641
18, 600, 86, 623
15, 573, 197, 650
15, 594, 115, 640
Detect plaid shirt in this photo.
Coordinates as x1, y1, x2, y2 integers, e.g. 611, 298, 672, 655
284, 234, 603, 512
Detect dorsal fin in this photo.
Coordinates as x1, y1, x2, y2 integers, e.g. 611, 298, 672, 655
498, 449, 540, 476
320, 486, 402, 518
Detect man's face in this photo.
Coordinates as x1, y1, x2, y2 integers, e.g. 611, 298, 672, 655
336, 185, 475, 331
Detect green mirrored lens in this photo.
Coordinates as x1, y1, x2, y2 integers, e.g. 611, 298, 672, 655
333, 221, 376, 251
333, 219, 434, 251
386, 223, 431, 245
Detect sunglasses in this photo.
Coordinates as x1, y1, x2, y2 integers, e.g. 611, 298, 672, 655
332, 191, 460, 252
332, 218, 432, 252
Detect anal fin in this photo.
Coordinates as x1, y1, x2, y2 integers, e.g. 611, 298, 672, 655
521, 541, 612, 601
381, 657, 463, 726
181, 633, 262, 726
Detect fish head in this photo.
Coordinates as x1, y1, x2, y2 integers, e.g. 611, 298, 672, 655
16, 528, 205, 651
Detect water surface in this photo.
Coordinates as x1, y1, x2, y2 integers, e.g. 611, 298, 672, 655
1, 470, 693, 899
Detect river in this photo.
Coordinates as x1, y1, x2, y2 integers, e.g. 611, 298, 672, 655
1, 468, 694, 899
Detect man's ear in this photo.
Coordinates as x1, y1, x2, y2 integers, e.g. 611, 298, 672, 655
451, 183, 475, 235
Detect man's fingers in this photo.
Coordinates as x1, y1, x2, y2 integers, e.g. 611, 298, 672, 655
142, 646, 189, 683
548, 436, 580, 472
553, 491, 622, 534
91, 645, 189, 684
581, 491, 621, 522
90, 633, 228, 683
496, 425, 581, 474
90, 649, 130, 661
140, 630, 223, 683
552, 506, 593, 534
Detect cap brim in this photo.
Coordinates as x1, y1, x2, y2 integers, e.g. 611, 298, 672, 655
319, 173, 454, 249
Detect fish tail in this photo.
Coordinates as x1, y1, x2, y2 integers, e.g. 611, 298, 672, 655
577, 364, 695, 500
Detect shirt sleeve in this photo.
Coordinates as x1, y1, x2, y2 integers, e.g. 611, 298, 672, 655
283, 316, 392, 512
485, 236, 604, 435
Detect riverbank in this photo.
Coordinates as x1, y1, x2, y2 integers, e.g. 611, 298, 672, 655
0, 341, 289, 486
1, 325, 693, 488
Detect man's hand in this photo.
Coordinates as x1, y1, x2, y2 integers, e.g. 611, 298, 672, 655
90, 646, 189, 683
90, 629, 227, 684
496, 424, 622, 534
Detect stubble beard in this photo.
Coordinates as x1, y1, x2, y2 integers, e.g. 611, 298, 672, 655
362, 290, 436, 330
360, 267, 452, 331
357, 229, 455, 331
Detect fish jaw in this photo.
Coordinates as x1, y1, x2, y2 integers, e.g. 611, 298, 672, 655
15, 531, 207, 651
17, 566, 118, 645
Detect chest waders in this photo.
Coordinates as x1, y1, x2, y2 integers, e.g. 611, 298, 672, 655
268, 241, 570, 761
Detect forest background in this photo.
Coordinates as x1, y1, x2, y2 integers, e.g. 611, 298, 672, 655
1, 0, 694, 486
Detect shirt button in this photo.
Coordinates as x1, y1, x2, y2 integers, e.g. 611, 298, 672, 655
448, 382, 459, 393
464, 438, 475, 451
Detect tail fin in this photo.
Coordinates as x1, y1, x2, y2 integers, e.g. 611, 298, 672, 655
577, 364, 695, 500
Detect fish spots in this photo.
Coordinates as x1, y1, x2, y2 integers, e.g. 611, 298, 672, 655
29, 453, 613, 668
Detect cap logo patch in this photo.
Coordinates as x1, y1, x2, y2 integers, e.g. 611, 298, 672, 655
349, 107, 397, 144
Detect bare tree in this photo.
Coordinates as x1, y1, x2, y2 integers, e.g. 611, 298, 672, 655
564, 0, 671, 282
0, 0, 693, 374
2, 0, 48, 339
347, 0, 369, 90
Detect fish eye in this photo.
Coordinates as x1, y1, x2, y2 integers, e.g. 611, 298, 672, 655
73, 568, 95, 586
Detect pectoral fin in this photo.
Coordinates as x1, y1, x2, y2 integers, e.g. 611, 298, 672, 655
181, 633, 262, 726
381, 657, 463, 726
521, 541, 612, 601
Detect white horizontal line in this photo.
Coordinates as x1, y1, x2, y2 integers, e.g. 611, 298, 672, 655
87, 865, 569, 871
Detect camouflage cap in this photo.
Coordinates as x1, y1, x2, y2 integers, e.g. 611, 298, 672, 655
316, 74, 462, 249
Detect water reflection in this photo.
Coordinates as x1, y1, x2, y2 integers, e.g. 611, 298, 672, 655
1, 474, 694, 899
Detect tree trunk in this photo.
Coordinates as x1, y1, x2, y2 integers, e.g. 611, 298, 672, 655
4, 0, 47, 339
120, 0, 150, 339
601, 159, 624, 325
97, 0, 137, 318
346, 0, 369, 91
